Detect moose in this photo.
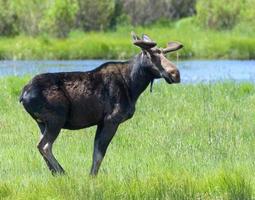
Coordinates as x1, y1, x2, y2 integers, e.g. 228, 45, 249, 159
20, 32, 183, 176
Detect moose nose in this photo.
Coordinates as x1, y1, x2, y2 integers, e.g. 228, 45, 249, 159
168, 69, 181, 83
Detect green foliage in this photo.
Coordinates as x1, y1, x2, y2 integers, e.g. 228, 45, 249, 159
11, 0, 48, 36
0, 19, 255, 60
0, 0, 18, 36
240, 0, 255, 22
76, 0, 115, 31
121, 0, 196, 26
196, 0, 255, 30
0, 0, 254, 37
220, 173, 253, 200
0, 184, 12, 199
196, 0, 241, 30
40, 0, 78, 38
0, 0, 197, 37
1, 78, 255, 199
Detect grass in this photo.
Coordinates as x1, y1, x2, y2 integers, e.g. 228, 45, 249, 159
1, 77, 255, 199
0, 18, 255, 60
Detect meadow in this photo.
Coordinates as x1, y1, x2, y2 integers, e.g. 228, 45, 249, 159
0, 76, 255, 199
0, 18, 255, 60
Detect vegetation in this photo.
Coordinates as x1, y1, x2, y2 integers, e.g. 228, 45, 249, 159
0, 0, 196, 36
1, 77, 255, 199
0, 0, 254, 60
0, 19, 255, 60
0, 1, 254, 199
0, 0, 254, 36
196, 0, 255, 30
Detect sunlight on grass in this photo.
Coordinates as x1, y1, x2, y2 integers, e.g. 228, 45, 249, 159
1, 77, 255, 199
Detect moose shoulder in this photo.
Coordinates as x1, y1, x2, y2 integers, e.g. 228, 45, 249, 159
20, 32, 183, 176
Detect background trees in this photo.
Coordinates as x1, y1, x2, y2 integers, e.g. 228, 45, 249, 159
0, 0, 254, 37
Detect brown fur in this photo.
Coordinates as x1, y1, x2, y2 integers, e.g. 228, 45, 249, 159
20, 33, 183, 175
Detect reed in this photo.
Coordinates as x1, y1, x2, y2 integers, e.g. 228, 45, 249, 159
0, 76, 255, 199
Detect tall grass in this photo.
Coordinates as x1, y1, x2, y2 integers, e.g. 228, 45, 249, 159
0, 77, 255, 199
0, 18, 255, 60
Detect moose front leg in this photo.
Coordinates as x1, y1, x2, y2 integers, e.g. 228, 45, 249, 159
90, 121, 119, 176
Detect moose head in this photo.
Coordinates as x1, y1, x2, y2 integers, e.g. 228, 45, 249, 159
132, 32, 183, 84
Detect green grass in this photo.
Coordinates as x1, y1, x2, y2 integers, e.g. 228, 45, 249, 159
0, 17, 255, 60
1, 76, 255, 199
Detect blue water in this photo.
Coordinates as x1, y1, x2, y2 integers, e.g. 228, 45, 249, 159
0, 60, 255, 84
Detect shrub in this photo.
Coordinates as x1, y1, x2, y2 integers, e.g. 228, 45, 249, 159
165, 0, 197, 19
11, 0, 48, 36
40, 0, 78, 38
75, 0, 115, 31
0, 0, 18, 36
121, 0, 196, 26
240, 0, 255, 22
196, 0, 241, 30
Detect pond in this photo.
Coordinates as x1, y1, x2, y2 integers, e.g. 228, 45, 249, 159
0, 60, 255, 84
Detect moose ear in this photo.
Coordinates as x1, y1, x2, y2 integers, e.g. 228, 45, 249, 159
162, 42, 183, 54
142, 34, 153, 42
131, 32, 157, 49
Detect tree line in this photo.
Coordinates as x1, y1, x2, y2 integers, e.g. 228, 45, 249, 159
0, 0, 254, 38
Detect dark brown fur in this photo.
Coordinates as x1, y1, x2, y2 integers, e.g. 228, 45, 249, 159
20, 33, 183, 175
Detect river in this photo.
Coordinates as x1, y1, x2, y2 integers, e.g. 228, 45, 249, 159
0, 60, 255, 84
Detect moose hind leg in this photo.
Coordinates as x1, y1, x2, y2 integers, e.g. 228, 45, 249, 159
90, 122, 119, 176
37, 122, 56, 172
37, 122, 65, 175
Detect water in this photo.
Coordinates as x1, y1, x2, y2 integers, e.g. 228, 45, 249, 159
0, 60, 255, 84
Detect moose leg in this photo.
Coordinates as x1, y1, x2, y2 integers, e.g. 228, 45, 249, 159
37, 122, 56, 172
37, 123, 65, 175
90, 122, 119, 176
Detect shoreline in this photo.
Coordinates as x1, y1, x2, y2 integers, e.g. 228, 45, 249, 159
0, 25, 254, 60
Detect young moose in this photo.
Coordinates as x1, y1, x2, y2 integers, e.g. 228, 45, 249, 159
20, 32, 183, 176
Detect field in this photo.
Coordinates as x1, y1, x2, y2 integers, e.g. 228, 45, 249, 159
0, 18, 255, 60
1, 77, 255, 199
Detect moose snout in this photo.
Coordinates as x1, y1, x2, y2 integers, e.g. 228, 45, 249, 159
167, 69, 181, 83
160, 56, 181, 84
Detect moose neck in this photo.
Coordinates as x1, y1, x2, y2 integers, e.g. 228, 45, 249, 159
129, 55, 153, 102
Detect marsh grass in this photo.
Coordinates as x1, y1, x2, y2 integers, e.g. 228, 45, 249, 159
1, 77, 255, 199
0, 18, 255, 60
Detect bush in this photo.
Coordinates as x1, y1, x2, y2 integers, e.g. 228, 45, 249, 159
166, 0, 197, 19
11, 0, 48, 36
0, 0, 197, 36
196, 0, 241, 30
240, 0, 255, 22
76, 0, 115, 31
40, 0, 78, 38
121, 0, 196, 26
0, 0, 18, 36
